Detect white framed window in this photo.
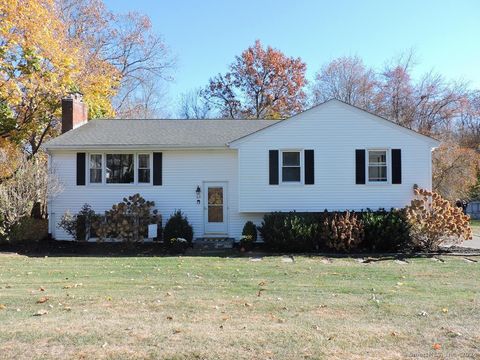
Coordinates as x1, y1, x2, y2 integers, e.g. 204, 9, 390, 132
368, 149, 388, 183
137, 154, 151, 184
89, 154, 102, 183
106, 154, 134, 184
281, 150, 302, 183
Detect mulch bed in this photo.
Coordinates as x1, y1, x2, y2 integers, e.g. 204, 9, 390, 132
1, 239, 479, 257
0, 239, 168, 257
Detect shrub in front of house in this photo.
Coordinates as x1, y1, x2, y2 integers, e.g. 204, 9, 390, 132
2, 217, 48, 244
94, 194, 161, 242
59, 204, 99, 241
362, 208, 411, 252
321, 210, 364, 252
240, 221, 257, 251
258, 212, 321, 252
406, 188, 472, 251
163, 210, 193, 248
259, 209, 412, 253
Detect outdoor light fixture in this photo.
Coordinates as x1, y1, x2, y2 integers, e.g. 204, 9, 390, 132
196, 185, 201, 204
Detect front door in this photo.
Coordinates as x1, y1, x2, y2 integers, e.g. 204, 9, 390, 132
204, 182, 228, 234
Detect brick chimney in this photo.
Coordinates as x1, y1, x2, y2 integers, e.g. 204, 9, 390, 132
61, 92, 88, 133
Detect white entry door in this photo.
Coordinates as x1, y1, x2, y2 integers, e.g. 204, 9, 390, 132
204, 182, 228, 234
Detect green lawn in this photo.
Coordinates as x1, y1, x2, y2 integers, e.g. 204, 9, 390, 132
0, 254, 479, 359
471, 219, 480, 229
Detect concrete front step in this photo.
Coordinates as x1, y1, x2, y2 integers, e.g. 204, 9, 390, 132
193, 238, 235, 250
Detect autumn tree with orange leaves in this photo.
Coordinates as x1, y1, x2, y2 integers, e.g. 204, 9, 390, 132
0, 0, 119, 159
203, 40, 307, 119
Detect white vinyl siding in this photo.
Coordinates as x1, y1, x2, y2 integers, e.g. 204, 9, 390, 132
234, 100, 434, 212
49, 149, 263, 241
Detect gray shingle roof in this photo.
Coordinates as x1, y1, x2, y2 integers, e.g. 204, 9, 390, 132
44, 119, 280, 149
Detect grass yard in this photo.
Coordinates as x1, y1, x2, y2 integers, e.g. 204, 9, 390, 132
0, 254, 479, 359
471, 220, 480, 232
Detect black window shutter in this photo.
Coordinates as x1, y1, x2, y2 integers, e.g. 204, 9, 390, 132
355, 149, 366, 184
153, 152, 162, 186
304, 150, 314, 185
269, 150, 279, 185
76, 152, 86, 186
391, 149, 402, 184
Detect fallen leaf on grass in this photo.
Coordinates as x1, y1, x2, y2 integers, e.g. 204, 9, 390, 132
36, 297, 49, 304
0, 304, 6, 310
39, 287, 45, 292
33, 309, 48, 316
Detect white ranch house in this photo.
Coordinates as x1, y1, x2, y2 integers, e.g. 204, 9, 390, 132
44, 94, 439, 241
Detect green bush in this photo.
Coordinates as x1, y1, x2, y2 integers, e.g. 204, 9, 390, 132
259, 209, 412, 253
240, 221, 258, 251
362, 208, 411, 252
258, 212, 321, 252
163, 210, 193, 246
7, 217, 48, 244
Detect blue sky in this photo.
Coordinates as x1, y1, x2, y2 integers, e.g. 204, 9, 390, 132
104, 0, 480, 114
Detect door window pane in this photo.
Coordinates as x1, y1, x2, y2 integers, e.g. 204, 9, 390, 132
208, 187, 223, 205
106, 154, 134, 183
207, 187, 223, 223
208, 206, 223, 222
